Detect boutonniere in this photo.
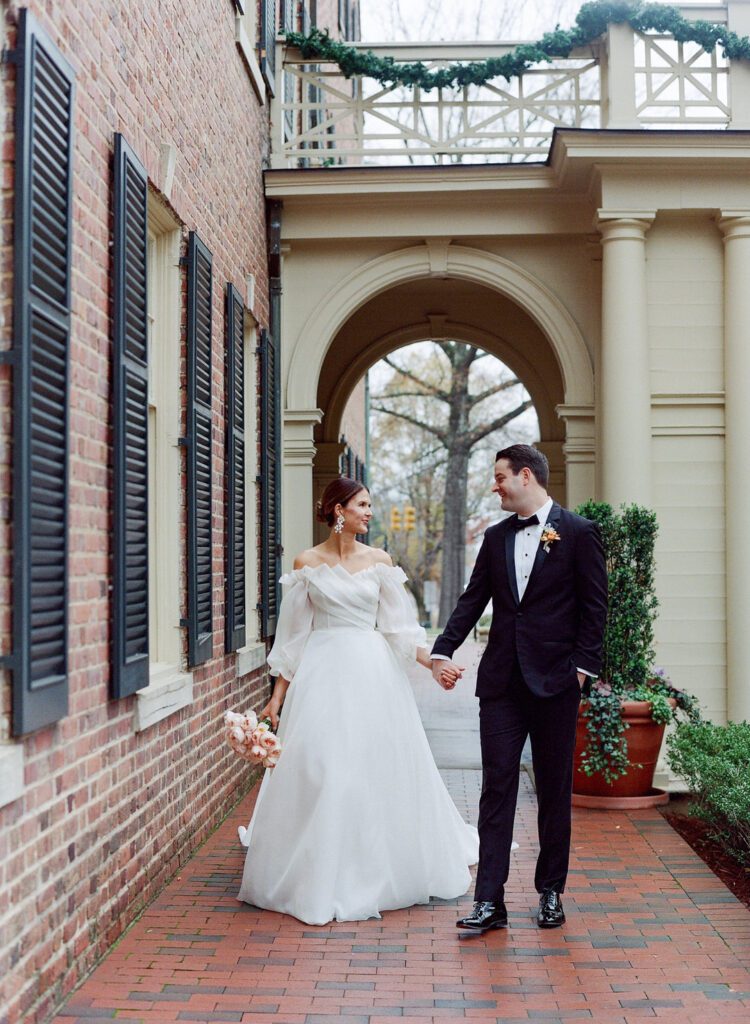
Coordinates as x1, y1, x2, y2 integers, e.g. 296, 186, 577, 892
540, 523, 561, 553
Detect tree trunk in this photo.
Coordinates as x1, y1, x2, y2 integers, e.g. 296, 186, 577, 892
438, 444, 471, 626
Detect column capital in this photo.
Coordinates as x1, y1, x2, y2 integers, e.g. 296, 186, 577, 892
717, 212, 750, 241
596, 212, 655, 242
283, 409, 323, 467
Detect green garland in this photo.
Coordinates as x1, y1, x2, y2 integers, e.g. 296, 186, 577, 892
284, 0, 750, 92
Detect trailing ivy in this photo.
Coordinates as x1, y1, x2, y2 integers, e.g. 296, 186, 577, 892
285, 1, 750, 92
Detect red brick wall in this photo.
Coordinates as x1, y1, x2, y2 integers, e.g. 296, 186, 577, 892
0, 2, 274, 1022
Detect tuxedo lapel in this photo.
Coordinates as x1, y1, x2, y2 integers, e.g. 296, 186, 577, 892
504, 521, 520, 605
520, 502, 562, 604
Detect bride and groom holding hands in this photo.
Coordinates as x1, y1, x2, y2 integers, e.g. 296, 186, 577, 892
238, 444, 608, 931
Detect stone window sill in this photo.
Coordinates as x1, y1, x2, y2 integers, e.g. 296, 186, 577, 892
0, 742, 24, 809
136, 663, 194, 732
236, 641, 267, 679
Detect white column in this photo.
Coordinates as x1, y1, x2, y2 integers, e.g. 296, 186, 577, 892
719, 214, 750, 722
282, 409, 322, 571
598, 215, 654, 508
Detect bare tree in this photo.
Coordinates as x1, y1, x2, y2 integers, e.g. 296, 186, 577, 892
371, 341, 534, 625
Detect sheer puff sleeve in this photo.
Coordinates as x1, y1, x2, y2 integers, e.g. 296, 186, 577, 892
266, 569, 314, 680
375, 564, 427, 669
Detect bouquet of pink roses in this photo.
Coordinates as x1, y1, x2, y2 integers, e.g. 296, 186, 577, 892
224, 710, 282, 768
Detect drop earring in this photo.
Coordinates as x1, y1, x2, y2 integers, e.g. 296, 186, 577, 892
334, 512, 345, 534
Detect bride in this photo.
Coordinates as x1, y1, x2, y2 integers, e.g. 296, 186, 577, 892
237, 476, 479, 925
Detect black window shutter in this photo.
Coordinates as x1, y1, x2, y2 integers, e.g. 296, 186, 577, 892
112, 134, 150, 699
260, 0, 276, 94
225, 284, 246, 653
7, 11, 75, 735
259, 327, 281, 639
186, 232, 214, 667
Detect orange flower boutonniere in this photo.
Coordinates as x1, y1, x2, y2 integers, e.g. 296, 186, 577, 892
540, 524, 561, 553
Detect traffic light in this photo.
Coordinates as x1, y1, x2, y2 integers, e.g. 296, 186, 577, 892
403, 506, 416, 531
390, 506, 402, 532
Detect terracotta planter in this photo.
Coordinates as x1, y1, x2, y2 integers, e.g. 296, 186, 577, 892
572, 698, 675, 808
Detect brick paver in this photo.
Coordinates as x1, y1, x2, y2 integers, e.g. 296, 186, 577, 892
53, 645, 750, 1024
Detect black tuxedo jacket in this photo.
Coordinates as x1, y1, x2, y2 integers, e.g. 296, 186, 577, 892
432, 502, 608, 699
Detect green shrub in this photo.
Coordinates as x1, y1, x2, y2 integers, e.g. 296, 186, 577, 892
574, 501, 699, 783
667, 721, 750, 865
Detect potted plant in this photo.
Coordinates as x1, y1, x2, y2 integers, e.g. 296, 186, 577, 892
572, 501, 700, 807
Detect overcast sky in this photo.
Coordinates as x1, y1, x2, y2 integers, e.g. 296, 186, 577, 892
359, 0, 724, 44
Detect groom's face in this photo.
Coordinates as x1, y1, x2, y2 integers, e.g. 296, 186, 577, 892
492, 458, 526, 512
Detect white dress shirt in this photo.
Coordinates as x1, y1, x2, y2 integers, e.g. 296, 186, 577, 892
514, 497, 553, 601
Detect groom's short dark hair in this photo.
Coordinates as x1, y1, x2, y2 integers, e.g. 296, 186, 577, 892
495, 444, 549, 487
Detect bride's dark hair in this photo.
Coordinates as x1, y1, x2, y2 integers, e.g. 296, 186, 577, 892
316, 476, 368, 526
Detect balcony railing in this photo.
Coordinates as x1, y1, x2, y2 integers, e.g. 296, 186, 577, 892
270, 5, 750, 168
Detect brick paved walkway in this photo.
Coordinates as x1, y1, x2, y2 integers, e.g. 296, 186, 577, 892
53, 645, 750, 1024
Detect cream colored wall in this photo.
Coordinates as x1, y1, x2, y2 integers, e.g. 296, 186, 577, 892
269, 135, 750, 731
647, 216, 726, 723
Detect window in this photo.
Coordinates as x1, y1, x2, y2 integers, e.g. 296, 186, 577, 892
135, 199, 193, 730
235, 311, 266, 678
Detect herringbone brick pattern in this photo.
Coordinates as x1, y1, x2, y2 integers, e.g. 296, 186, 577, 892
52, 767, 750, 1024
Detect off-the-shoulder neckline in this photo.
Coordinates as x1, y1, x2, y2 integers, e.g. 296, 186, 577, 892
282, 562, 406, 582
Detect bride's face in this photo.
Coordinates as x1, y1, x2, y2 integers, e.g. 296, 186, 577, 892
338, 490, 372, 534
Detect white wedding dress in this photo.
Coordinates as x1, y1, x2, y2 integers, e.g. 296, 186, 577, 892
237, 562, 479, 925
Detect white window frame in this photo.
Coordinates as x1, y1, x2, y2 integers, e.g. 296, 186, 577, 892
236, 317, 266, 678
135, 198, 192, 731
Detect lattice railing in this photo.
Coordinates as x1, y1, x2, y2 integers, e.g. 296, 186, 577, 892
634, 34, 730, 125
271, 17, 736, 168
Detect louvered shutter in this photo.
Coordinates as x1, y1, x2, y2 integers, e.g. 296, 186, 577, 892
225, 284, 246, 653
259, 327, 282, 638
186, 233, 213, 667
260, 0, 276, 94
112, 134, 149, 699
8, 10, 75, 735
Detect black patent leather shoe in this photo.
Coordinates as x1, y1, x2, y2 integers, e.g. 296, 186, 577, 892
456, 900, 508, 932
537, 889, 565, 928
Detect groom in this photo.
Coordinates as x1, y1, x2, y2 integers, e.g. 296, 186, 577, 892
431, 444, 607, 931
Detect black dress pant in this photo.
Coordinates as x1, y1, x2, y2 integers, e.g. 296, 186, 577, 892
474, 660, 581, 901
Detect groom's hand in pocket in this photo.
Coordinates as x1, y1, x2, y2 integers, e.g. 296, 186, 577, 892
431, 659, 464, 690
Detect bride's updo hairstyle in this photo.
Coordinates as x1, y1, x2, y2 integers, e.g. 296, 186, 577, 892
316, 476, 367, 527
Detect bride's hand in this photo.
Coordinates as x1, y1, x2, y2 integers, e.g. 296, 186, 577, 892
260, 698, 282, 731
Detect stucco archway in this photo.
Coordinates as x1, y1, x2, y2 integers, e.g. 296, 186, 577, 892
286, 243, 594, 410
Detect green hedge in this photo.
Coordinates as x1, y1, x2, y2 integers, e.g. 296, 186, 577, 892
667, 721, 750, 865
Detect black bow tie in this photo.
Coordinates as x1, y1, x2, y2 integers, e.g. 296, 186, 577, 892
512, 514, 539, 531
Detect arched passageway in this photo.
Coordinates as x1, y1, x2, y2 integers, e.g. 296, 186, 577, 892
281, 244, 595, 552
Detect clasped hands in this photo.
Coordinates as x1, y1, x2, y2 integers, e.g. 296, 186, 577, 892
430, 663, 587, 691
430, 658, 464, 691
